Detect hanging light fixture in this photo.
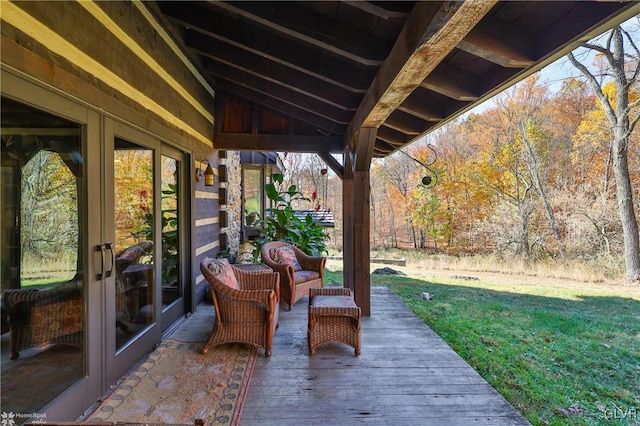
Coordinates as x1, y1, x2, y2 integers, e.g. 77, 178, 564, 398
196, 159, 215, 187
397, 145, 438, 189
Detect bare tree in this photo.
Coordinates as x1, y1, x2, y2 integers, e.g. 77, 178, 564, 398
568, 25, 640, 283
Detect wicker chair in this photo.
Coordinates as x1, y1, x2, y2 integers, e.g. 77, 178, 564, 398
1, 274, 83, 360
115, 241, 153, 325
200, 257, 280, 357
261, 241, 326, 311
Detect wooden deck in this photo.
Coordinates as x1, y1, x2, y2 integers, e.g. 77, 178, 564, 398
240, 286, 530, 425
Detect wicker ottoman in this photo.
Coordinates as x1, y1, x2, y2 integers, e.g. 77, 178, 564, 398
308, 287, 361, 356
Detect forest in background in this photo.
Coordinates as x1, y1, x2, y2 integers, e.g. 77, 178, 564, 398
281, 24, 640, 283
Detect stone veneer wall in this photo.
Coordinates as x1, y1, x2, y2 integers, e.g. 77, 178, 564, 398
222, 151, 242, 260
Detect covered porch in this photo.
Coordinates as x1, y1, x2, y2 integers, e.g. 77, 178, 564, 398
2, 1, 639, 421
243, 286, 528, 425
87, 286, 529, 425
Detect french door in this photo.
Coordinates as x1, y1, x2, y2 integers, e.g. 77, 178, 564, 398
1, 71, 103, 422
104, 120, 188, 382
1, 70, 189, 421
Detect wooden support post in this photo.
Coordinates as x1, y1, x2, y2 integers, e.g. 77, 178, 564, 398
342, 128, 375, 317
352, 169, 370, 316
342, 159, 354, 293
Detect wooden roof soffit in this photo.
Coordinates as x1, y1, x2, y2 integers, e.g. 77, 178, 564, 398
344, 0, 497, 150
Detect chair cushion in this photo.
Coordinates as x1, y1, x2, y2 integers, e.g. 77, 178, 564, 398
117, 245, 146, 262
294, 270, 320, 284
311, 295, 356, 308
203, 257, 239, 289
270, 246, 302, 271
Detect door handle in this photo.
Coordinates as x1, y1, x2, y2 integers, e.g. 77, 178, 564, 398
104, 243, 115, 277
96, 244, 106, 280
96, 243, 115, 280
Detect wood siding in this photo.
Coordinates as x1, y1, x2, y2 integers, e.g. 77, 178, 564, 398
1, 0, 223, 305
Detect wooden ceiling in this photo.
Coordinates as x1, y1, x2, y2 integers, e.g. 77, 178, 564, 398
151, 1, 639, 158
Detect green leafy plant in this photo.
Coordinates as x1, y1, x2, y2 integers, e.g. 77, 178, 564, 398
253, 173, 329, 260
140, 184, 178, 286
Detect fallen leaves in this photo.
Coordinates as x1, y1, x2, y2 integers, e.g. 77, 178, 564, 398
556, 402, 584, 417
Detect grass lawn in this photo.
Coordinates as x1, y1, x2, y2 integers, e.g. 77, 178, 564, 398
324, 269, 640, 426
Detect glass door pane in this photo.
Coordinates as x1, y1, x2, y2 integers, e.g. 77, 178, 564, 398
113, 138, 154, 351
160, 155, 180, 307
1, 97, 85, 419
160, 147, 187, 329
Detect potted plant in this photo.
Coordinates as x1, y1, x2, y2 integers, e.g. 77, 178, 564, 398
252, 173, 329, 261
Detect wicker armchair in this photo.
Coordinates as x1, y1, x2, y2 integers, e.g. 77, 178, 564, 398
200, 257, 280, 357
261, 241, 326, 310
1, 274, 83, 360
115, 241, 153, 325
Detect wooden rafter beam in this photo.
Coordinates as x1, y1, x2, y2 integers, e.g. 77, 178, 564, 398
385, 110, 431, 135
345, 0, 497, 147
211, 1, 391, 66
373, 139, 398, 157
159, 2, 373, 92
421, 63, 481, 101
457, 15, 536, 68
377, 125, 410, 147
203, 62, 354, 123
406, 86, 469, 120
186, 32, 362, 110
342, 1, 410, 20
214, 132, 344, 153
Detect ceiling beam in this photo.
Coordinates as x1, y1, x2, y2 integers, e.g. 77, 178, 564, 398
187, 33, 361, 110
373, 139, 399, 157
457, 15, 536, 68
344, 0, 497, 146
342, 1, 410, 20
385, 110, 431, 135
377, 125, 410, 147
411, 86, 470, 119
211, 1, 391, 66
210, 73, 352, 125
214, 132, 344, 153
421, 63, 481, 101
159, 2, 374, 92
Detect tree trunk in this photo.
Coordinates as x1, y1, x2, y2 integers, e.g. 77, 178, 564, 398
520, 122, 565, 256
613, 130, 640, 282
568, 26, 640, 283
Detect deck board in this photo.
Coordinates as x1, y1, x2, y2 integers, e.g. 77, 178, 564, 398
240, 286, 530, 425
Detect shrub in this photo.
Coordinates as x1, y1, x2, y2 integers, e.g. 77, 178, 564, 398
253, 173, 329, 260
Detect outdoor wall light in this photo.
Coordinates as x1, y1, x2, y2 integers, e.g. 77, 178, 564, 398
196, 159, 215, 186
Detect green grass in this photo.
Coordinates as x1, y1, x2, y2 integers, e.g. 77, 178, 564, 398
324, 269, 640, 425
20, 278, 69, 290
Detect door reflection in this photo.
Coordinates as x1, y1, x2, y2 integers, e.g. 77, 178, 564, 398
160, 155, 181, 308
114, 139, 154, 350
1, 97, 84, 420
